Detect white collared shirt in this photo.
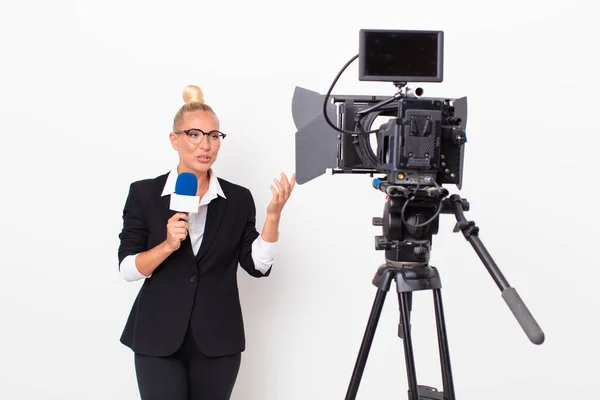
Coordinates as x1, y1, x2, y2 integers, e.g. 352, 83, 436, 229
119, 168, 277, 282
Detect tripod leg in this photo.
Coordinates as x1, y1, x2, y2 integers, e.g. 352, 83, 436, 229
433, 288, 456, 400
345, 288, 388, 400
398, 291, 420, 400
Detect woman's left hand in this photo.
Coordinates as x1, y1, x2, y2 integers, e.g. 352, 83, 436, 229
266, 172, 296, 218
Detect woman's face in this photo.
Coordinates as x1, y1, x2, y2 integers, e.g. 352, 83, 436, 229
170, 111, 222, 178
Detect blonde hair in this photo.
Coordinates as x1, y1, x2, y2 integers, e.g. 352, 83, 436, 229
173, 85, 215, 130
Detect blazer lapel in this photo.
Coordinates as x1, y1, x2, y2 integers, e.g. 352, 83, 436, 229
160, 194, 197, 273
195, 196, 227, 263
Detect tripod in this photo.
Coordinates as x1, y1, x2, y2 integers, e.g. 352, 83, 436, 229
344, 190, 545, 400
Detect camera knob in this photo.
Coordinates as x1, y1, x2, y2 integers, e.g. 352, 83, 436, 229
452, 130, 466, 145
375, 235, 388, 250
372, 217, 383, 226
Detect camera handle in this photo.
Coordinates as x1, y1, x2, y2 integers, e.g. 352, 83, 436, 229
445, 194, 545, 345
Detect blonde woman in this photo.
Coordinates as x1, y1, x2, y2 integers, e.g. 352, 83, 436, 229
117, 85, 295, 399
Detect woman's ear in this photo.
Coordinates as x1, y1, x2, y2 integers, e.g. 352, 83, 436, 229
169, 132, 179, 151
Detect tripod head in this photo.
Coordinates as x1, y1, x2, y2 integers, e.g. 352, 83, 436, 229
372, 178, 468, 268
371, 177, 544, 346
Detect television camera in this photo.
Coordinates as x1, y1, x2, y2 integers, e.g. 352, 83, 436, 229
291, 29, 544, 400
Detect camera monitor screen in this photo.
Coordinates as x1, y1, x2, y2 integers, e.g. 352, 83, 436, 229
359, 30, 443, 83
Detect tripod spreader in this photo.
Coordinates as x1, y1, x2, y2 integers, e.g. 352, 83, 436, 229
444, 194, 545, 345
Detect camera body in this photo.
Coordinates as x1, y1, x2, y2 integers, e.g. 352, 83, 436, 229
337, 93, 467, 189
341, 29, 467, 189
292, 29, 468, 191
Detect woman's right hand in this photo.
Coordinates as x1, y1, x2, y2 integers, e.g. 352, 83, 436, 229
165, 213, 189, 252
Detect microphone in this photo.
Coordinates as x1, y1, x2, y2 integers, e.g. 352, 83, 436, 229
170, 172, 200, 214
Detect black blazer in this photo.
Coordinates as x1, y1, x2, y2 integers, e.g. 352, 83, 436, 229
117, 172, 271, 357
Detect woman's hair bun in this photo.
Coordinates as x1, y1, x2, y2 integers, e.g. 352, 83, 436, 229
182, 85, 205, 104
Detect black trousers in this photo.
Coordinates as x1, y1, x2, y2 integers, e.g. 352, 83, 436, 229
134, 327, 241, 400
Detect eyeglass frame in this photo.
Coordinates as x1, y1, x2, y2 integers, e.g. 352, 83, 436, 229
173, 128, 227, 145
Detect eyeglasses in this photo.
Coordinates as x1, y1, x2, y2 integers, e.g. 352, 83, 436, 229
173, 128, 227, 145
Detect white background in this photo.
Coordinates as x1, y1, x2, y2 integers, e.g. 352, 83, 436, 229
1, 0, 598, 399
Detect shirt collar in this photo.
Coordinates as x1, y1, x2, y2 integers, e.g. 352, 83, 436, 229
161, 167, 226, 202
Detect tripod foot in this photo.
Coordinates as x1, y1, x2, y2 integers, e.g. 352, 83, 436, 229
408, 385, 444, 400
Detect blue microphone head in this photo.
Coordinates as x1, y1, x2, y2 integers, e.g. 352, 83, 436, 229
174, 172, 198, 196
